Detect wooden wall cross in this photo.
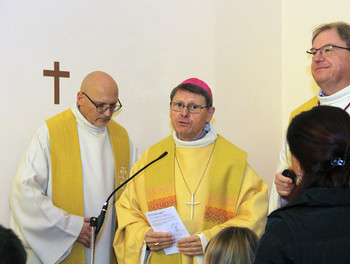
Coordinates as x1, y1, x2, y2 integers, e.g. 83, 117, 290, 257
43, 61, 70, 104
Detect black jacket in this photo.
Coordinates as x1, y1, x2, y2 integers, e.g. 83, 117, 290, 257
254, 188, 350, 264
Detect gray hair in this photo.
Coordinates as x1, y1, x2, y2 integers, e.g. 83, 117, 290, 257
312, 21, 350, 48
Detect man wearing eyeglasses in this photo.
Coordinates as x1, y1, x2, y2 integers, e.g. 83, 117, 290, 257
114, 78, 268, 264
9, 71, 139, 263
269, 21, 350, 213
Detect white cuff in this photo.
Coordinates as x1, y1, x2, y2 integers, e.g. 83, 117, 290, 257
194, 233, 208, 264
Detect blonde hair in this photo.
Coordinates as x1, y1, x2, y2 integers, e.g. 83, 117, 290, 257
204, 227, 258, 264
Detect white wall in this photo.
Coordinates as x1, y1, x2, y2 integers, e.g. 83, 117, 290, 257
0, 0, 283, 226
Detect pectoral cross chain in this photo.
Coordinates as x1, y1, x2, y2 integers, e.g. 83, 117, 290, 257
186, 194, 200, 220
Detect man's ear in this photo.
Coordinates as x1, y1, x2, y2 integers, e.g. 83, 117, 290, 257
77, 91, 84, 106
206, 106, 215, 122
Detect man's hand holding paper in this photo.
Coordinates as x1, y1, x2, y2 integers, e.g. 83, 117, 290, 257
145, 230, 175, 252
145, 206, 190, 255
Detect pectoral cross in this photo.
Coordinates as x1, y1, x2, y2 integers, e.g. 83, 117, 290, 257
185, 194, 200, 220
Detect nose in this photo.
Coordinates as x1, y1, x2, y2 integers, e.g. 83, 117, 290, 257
103, 107, 113, 116
313, 49, 325, 62
180, 106, 190, 116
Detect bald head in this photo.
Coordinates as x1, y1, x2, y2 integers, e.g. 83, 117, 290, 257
77, 71, 120, 127
80, 71, 118, 94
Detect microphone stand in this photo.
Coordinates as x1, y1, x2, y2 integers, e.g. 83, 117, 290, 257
89, 151, 168, 264
89, 217, 97, 264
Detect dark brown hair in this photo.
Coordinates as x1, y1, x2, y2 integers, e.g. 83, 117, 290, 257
287, 106, 350, 199
170, 83, 213, 107
0, 225, 27, 264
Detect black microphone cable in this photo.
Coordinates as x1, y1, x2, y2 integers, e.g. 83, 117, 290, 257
94, 151, 168, 239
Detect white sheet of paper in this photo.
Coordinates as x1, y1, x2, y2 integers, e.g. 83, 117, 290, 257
145, 206, 190, 255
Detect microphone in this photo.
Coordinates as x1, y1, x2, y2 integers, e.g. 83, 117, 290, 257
94, 151, 168, 239
282, 169, 297, 184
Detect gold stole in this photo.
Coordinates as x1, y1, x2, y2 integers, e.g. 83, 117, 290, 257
144, 135, 247, 263
289, 96, 318, 122
46, 109, 130, 264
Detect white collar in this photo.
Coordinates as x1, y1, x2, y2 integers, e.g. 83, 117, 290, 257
318, 85, 350, 109
173, 123, 217, 148
71, 103, 107, 134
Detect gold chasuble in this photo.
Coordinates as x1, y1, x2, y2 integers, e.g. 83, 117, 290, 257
289, 96, 318, 122
46, 109, 130, 264
114, 134, 268, 264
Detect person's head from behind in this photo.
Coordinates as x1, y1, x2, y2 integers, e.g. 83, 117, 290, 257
0, 225, 26, 264
204, 226, 258, 264
170, 78, 215, 141
287, 106, 350, 199
77, 71, 122, 127
307, 21, 350, 95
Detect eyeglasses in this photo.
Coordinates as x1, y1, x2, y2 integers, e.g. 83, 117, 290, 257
170, 102, 208, 114
306, 44, 350, 56
82, 92, 122, 114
